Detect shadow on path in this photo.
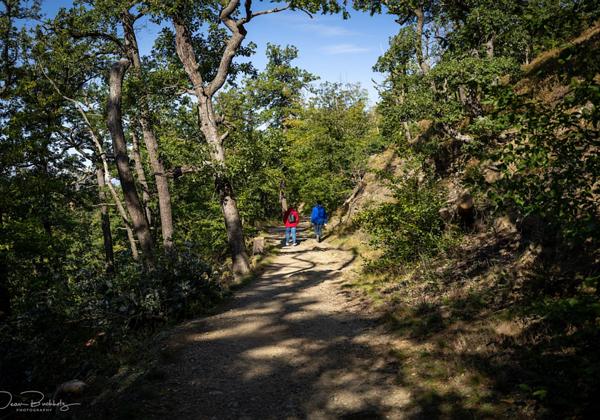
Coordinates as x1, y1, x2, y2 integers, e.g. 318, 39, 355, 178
104, 227, 411, 419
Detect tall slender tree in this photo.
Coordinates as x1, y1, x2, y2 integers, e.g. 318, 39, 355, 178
354, 0, 438, 74
107, 57, 155, 268
122, 9, 174, 251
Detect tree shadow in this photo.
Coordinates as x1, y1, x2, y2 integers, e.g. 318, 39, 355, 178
74, 227, 600, 419
377, 229, 600, 418
83, 246, 411, 419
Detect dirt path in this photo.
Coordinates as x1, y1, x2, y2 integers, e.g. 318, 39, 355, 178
129, 223, 411, 419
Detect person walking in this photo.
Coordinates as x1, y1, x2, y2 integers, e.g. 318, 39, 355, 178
310, 202, 328, 242
283, 206, 300, 246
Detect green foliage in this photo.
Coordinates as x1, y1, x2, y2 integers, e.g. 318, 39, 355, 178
231, 131, 287, 222
0, 245, 223, 390
215, 44, 318, 221
373, 25, 417, 76
2, 0, 598, 416
246, 43, 317, 128
373, 0, 599, 247
368, 5, 600, 416
442, 0, 600, 61
486, 81, 600, 242
285, 82, 378, 211
356, 158, 447, 270
0, 0, 359, 402
219, 59, 378, 218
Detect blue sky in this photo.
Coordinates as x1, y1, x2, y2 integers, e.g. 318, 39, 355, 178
40, 1, 399, 104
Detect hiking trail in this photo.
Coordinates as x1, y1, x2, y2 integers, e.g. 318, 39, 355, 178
126, 222, 410, 419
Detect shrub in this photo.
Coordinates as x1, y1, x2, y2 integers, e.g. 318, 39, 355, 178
0, 247, 224, 391
356, 159, 447, 270
487, 81, 600, 243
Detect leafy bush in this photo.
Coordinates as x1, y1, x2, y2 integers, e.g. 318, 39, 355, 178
0, 246, 223, 391
487, 80, 600, 242
356, 159, 447, 270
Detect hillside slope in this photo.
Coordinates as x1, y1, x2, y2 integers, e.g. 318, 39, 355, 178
330, 23, 600, 418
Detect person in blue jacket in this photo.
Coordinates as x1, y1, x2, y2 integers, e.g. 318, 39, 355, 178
310, 201, 328, 242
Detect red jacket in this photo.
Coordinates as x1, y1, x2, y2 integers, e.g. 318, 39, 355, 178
283, 208, 300, 228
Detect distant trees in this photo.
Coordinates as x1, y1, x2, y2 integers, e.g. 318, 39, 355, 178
285, 82, 378, 211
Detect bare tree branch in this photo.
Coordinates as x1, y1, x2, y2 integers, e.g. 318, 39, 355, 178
207, 0, 244, 96
166, 163, 213, 179
219, 131, 230, 145
208, 1, 292, 96
39, 65, 110, 165
68, 30, 126, 54
247, 5, 291, 21
173, 16, 206, 96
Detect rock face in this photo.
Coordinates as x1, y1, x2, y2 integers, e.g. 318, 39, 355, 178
331, 148, 405, 229
438, 177, 478, 228
494, 216, 518, 234
331, 146, 480, 231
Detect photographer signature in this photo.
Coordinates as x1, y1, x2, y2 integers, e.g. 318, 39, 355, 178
0, 390, 81, 412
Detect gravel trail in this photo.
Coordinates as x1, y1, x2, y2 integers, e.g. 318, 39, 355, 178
136, 223, 410, 419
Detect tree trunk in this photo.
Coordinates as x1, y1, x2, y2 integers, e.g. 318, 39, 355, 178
0, 209, 10, 320
123, 12, 174, 251
131, 129, 153, 227
216, 174, 250, 277
105, 174, 139, 261
96, 165, 115, 273
41, 66, 141, 261
84, 135, 139, 260
197, 94, 251, 278
458, 85, 468, 106
403, 121, 413, 143
485, 34, 495, 58
107, 58, 154, 268
173, 17, 250, 279
414, 6, 430, 75
279, 180, 288, 216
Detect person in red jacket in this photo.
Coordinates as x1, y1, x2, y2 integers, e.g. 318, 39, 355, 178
283, 206, 300, 246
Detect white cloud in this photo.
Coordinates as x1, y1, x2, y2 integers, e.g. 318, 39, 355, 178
321, 44, 370, 55
299, 23, 356, 37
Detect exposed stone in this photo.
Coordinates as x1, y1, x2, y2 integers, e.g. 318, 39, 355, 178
494, 216, 518, 234
483, 166, 502, 183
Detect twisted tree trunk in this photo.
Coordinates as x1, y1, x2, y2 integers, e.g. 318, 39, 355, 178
170, 1, 292, 277
173, 16, 250, 279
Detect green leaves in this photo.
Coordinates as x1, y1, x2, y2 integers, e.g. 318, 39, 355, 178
356, 157, 446, 270
246, 43, 317, 128
284, 82, 376, 211
486, 80, 600, 242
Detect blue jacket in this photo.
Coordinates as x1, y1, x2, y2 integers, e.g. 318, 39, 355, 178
310, 205, 328, 224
